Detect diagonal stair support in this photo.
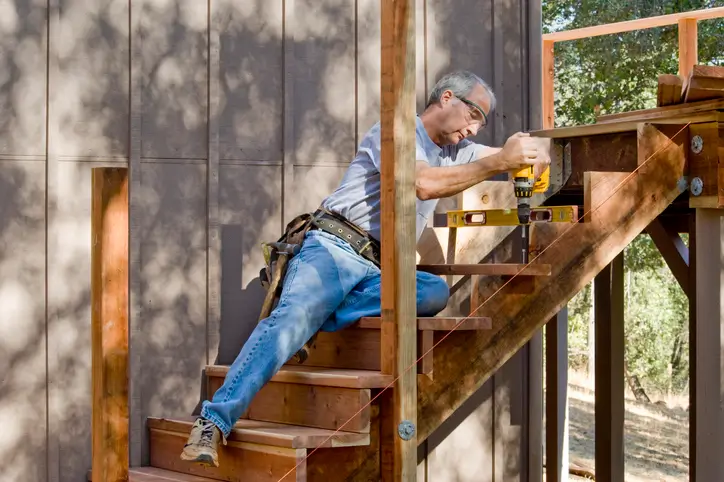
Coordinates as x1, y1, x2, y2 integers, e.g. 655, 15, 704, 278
417, 122, 689, 441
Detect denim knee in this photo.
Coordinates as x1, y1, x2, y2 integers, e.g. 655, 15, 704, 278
417, 272, 450, 316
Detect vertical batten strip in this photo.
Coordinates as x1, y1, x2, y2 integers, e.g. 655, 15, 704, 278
46, 0, 60, 479
128, 0, 144, 467
206, 0, 221, 365
282, 0, 295, 229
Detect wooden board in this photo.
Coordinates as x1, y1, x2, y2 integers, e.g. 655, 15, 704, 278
416, 123, 687, 441
684, 65, 724, 103
148, 417, 369, 449
416, 263, 551, 276
284, 329, 382, 371
379, 0, 417, 479
206, 365, 392, 389
242, 384, 372, 433
149, 428, 306, 482
91, 168, 129, 482
356, 316, 492, 331
657, 74, 683, 106
596, 98, 724, 124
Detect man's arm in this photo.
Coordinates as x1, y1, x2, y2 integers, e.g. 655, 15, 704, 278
415, 132, 550, 201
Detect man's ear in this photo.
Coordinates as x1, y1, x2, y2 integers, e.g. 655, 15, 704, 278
440, 89, 454, 104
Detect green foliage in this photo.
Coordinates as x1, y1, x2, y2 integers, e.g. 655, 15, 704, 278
565, 235, 689, 398
544, 0, 724, 127
544, 0, 717, 400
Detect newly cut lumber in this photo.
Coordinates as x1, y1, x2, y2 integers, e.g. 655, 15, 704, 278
657, 74, 683, 106
205, 378, 372, 433
149, 421, 307, 482
285, 329, 382, 371
533, 111, 718, 139
149, 417, 369, 449
416, 263, 551, 276
91, 168, 129, 482
683, 65, 724, 103
88, 467, 218, 482
206, 365, 392, 389
356, 316, 492, 331
416, 123, 687, 441
596, 98, 724, 124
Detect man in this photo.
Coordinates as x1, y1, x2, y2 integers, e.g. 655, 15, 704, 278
180, 70, 550, 467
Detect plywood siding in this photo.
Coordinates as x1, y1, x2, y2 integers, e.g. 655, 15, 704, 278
0, 1, 541, 481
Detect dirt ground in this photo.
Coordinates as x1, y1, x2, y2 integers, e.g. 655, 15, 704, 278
544, 371, 689, 481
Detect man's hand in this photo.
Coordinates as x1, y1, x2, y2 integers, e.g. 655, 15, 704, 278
500, 132, 551, 176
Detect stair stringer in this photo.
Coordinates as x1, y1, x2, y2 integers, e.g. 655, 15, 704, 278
416, 123, 688, 441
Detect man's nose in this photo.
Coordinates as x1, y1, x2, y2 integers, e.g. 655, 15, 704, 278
465, 124, 479, 137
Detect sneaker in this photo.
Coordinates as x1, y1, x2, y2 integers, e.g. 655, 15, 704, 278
180, 417, 224, 467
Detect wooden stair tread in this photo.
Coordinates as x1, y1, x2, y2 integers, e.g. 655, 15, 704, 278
356, 316, 491, 330
148, 416, 370, 449
417, 263, 551, 276
206, 364, 392, 389
88, 467, 217, 482
129, 467, 218, 482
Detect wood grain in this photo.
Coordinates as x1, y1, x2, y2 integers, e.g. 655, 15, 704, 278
596, 98, 724, 124
206, 364, 393, 389
416, 263, 552, 276
380, 0, 417, 479
416, 123, 688, 442
91, 168, 129, 482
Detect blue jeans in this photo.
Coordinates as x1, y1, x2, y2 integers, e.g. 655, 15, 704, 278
201, 229, 450, 437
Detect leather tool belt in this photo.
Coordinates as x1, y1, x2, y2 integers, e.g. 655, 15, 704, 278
311, 208, 381, 267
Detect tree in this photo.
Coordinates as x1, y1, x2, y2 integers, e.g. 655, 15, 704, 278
544, 0, 724, 127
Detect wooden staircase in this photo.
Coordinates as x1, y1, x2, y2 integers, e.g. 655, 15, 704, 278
89, 99, 722, 481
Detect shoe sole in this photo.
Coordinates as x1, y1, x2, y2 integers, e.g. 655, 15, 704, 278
180, 452, 218, 468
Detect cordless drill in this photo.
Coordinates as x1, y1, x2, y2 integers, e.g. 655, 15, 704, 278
513, 165, 550, 263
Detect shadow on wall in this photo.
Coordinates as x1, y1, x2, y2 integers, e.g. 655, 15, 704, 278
0, 0, 535, 479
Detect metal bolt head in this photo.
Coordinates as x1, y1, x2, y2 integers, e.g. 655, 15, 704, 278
691, 177, 703, 196
677, 177, 688, 193
691, 135, 704, 154
398, 420, 416, 441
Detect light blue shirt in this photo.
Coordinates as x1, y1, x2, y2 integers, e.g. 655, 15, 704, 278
321, 116, 488, 243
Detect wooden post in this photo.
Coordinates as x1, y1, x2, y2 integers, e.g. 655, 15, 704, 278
678, 18, 698, 80
380, 0, 417, 480
91, 167, 129, 482
690, 209, 724, 481
594, 253, 625, 481
542, 40, 555, 129
545, 308, 569, 482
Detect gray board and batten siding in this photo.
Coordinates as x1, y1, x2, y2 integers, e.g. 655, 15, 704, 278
0, 0, 542, 481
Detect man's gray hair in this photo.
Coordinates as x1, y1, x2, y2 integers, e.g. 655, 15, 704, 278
426, 70, 496, 113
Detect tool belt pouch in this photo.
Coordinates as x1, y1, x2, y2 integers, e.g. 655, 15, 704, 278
259, 212, 314, 290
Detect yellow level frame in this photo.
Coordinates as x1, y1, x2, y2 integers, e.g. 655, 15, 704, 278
438, 206, 579, 228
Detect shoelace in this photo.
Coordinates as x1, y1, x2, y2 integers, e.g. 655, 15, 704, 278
198, 420, 217, 447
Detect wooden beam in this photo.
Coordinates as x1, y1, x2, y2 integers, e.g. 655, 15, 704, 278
594, 253, 625, 482
91, 167, 129, 482
596, 98, 724, 125
545, 309, 569, 482
690, 209, 724, 481
416, 263, 552, 276
542, 40, 555, 129
688, 122, 722, 208
678, 18, 698, 81
532, 111, 718, 139
416, 123, 687, 441
380, 0, 417, 479
542, 6, 724, 42
646, 217, 690, 294
657, 74, 683, 107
